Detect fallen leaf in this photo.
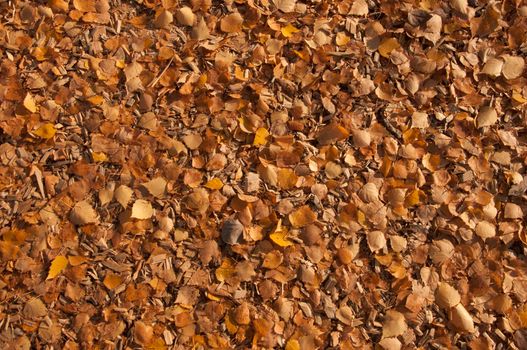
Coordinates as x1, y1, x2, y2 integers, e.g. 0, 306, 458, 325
221, 219, 244, 245
270, 220, 294, 247
220, 12, 243, 33
273, 0, 296, 13
205, 178, 224, 190
288, 205, 316, 228
115, 185, 133, 208
103, 272, 122, 290
281, 24, 300, 38
131, 199, 154, 219
33, 123, 56, 139
70, 201, 99, 225
378, 38, 400, 58
476, 106, 498, 128
142, 177, 167, 198
23, 93, 38, 113
176, 7, 195, 26
253, 127, 270, 146
46, 255, 68, 279
382, 310, 407, 338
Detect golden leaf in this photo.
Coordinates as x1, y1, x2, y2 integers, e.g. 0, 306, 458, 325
404, 189, 421, 207
253, 127, 270, 146
512, 92, 527, 104
224, 313, 238, 334
47, 255, 68, 280
269, 220, 294, 247
215, 258, 236, 282
86, 95, 104, 105
336, 32, 350, 46
378, 38, 400, 58
92, 152, 108, 162
206, 292, 221, 301
277, 168, 298, 190
205, 178, 224, 190
288, 205, 316, 228
285, 339, 300, 350
68, 255, 88, 266
103, 272, 122, 290
281, 24, 300, 38
34, 123, 56, 139
145, 337, 167, 350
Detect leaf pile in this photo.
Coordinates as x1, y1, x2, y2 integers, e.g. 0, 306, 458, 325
1, 0, 527, 349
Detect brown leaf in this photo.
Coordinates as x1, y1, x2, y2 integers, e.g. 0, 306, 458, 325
382, 310, 407, 338
70, 201, 99, 225
131, 199, 154, 219
220, 13, 243, 33
288, 205, 316, 228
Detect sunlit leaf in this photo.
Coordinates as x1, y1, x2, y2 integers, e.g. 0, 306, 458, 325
47, 255, 68, 280
33, 123, 56, 139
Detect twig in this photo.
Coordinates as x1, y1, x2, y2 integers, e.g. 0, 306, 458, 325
148, 57, 174, 88
375, 106, 403, 142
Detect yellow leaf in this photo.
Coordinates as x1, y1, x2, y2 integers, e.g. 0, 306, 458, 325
277, 168, 298, 190
145, 337, 167, 350
357, 210, 366, 225
253, 128, 270, 146
34, 123, 56, 139
47, 255, 68, 280
378, 38, 400, 58
281, 23, 300, 38
103, 272, 122, 290
32, 47, 48, 61
206, 292, 221, 301
336, 32, 350, 46
269, 220, 294, 247
86, 95, 104, 105
512, 92, 527, 104
215, 258, 235, 282
224, 313, 238, 334
285, 339, 300, 350
205, 178, 224, 190
293, 50, 307, 60
23, 93, 38, 113
68, 255, 88, 266
404, 189, 422, 207
116, 59, 126, 68
92, 152, 108, 162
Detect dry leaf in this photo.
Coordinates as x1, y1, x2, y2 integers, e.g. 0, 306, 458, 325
350, 0, 369, 16
270, 220, 294, 247
378, 38, 400, 58
367, 231, 386, 252
482, 57, 503, 77
103, 272, 122, 290
502, 55, 525, 80
33, 123, 56, 139
476, 106, 497, 128
131, 199, 154, 219
220, 12, 243, 33
115, 185, 133, 208
352, 129, 371, 147
281, 24, 300, 38
475, 221, 496, 239
274, 0, 296, 13
70, 201, 99, 225
154, 10, 173, 29
47, 255, 68, 280
23, 298, 47, 318
382, 310, 407, 338
205, 178, 223, 190
289, 205, 316, 227
436, 282, 461, 309
504, 203, 523, 219
221, 219, 244, 245
176, 7, 195, 26
450, 304, 475, 333
142, 177, 167, 198
23, 93, 38, 113
253, 127, 270, 146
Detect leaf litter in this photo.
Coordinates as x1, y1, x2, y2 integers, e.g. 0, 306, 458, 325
1, 0, 527, 349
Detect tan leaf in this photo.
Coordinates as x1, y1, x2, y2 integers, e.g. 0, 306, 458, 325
382, 310, 407, 338
476, 106, 498, 128
154, 10, 173, 29
273, 0, 296, 13
367, 230, 386, 252
115, 185, 133, 208
176, 7, 195, 26
23, 93, 38, 113
131, 199, 154, 219
359, 183, 379, 203
475, 221, 496, 239
350, 0, 369, 16
336, 305, 354, 326
221, 219, 244, 245
502, 55, 525, 80
70, 200, 99, 225
142, 177, 167, 198
435, 282, 461, 309
192, 17, 210, 40
288, 205, 316, 228
103, 272, 122, 290
449, 304, 475, 333
220, 12, 243, 33
352, 129, 371, 147
504, 203, 523, 219
23, 298, 47, 318
378, 38, 400, 58
481, 57, 503, 77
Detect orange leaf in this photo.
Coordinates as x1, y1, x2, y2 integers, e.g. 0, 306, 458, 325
103, 272, 122, 290
378, 38, 400, 58
269, 220, 294, 247
23, 93, 38, 113
215, 258, 236, 282
205, 178, 223, 190
281, 24, 300, 38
